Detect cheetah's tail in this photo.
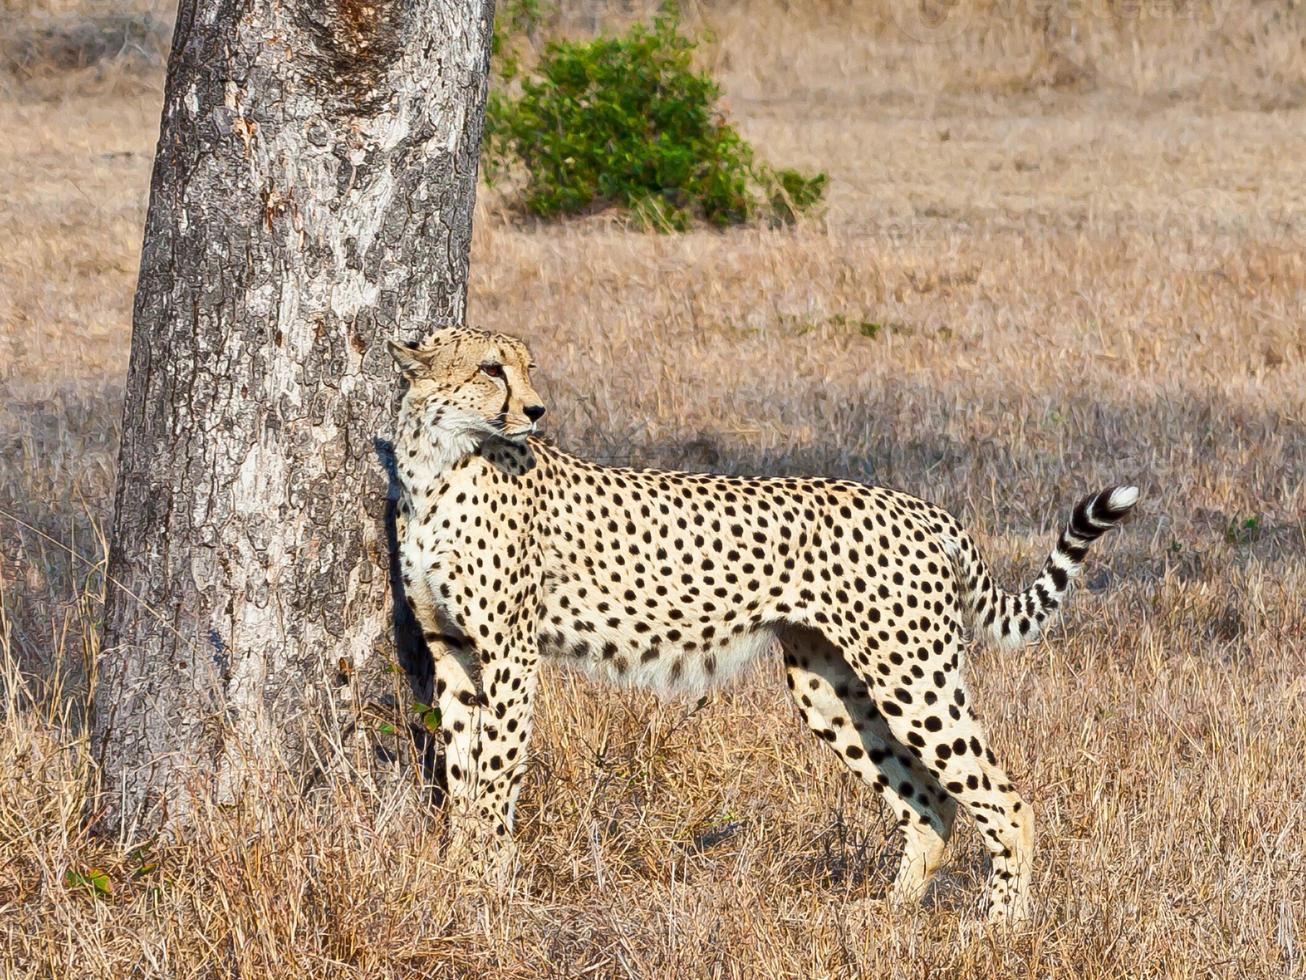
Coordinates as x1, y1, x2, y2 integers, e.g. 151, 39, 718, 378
942, 485, 1139, 650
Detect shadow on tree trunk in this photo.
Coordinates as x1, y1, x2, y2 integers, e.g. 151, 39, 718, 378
377, 436, 447, 808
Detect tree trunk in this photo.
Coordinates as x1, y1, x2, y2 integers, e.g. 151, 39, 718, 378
93, 0, 495, 835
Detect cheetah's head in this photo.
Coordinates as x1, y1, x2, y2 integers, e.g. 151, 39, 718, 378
388, 327, 545, 448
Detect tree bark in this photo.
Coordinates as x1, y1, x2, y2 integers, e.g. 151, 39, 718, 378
93, 0, 494, 835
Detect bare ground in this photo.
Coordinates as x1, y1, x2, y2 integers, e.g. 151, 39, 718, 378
1, 2, 1305, 976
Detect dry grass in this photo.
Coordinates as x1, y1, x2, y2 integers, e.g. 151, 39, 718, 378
3, 1, 1306, 976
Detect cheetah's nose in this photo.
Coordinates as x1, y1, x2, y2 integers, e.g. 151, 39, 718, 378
524, 404, 546, 422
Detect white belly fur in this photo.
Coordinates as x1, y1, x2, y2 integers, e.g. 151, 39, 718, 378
544, 627, 780, 699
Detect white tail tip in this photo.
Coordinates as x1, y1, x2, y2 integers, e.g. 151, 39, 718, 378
1109, 486, 1140, 511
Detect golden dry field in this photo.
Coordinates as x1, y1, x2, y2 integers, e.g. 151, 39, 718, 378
2, 1, 1305, 975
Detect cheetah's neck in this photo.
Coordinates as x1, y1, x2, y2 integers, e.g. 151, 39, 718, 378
395, 400, 480, 496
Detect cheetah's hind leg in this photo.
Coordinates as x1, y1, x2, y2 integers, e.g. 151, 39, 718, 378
855, 660, 1036, 925
779, 626, 956, 907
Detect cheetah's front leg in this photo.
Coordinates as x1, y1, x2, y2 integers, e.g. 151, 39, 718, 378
436, 625, 540, 883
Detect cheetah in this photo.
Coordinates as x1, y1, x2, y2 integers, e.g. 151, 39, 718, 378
388, 327, 1138, 922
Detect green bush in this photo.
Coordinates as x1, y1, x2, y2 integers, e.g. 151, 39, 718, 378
484, 18, 827, 231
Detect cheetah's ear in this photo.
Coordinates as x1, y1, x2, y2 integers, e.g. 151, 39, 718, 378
387, 339, 435, 379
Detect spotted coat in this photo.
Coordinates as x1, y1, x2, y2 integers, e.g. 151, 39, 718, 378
389, 328, 1138, 921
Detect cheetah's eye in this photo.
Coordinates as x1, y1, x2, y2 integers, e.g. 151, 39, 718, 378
480, 362, 505, 379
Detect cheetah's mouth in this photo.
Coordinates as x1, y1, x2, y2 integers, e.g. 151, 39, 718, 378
502, 424, 537, 443
493, 414, 537, 443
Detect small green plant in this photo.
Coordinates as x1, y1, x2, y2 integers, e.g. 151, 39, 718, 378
128, 844, 159, 880
65, 867, 113, 898
766, 167, 828, 224
484, 18, 827, 230
843, 315, 885, 339
412, 702, 442, 734
786, 312, 887, 339
1226, 516, 1263, 546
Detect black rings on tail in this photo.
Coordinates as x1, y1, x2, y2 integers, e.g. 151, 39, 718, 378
945, 485, 1139, 649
